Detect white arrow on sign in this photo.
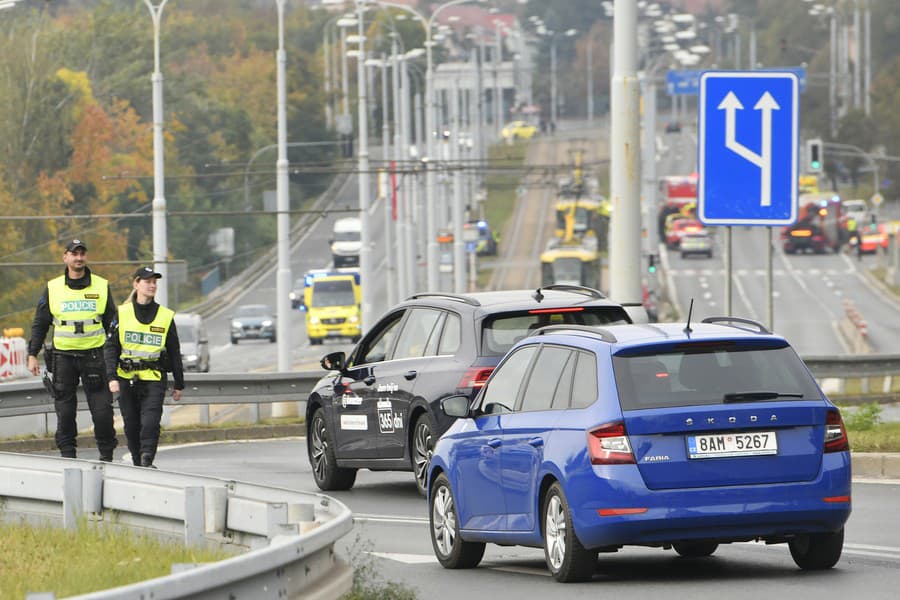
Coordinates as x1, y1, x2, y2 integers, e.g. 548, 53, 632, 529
718, 90, 780, 207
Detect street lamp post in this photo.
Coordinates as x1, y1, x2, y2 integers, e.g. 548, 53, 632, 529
274, 0, 292, 381
609, 0, 642, 313
587, 33, 594, 128
379, 0, 481, 292
144, 0, 170, 305
354, 0, 373, 330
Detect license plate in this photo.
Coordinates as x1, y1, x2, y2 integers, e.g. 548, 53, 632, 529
687, 431, 777, 459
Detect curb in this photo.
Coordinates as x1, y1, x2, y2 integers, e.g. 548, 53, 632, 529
1, 425, 897, 482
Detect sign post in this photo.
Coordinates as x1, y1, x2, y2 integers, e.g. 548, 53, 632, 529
698, 71, 799, 326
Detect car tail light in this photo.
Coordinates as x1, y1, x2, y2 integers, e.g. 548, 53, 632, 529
459, 367, 494, 390
824, 410, 849, 453
587, 421, 635, 465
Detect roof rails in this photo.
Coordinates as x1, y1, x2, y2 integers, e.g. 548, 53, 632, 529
405, 292, 481, 307
531, 324, 618, 343
700, 316, 771, 334
532, 285, 607, 303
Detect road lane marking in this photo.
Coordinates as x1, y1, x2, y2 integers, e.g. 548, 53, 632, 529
369, 552, 436, 564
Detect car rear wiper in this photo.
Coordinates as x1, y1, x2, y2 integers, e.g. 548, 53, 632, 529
723, 391, 805, 403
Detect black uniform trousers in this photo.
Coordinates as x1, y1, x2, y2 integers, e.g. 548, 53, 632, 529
52, 349, 117, 459
117, 376, 167, 466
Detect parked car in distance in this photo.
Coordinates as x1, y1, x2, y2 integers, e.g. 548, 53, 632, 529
428, 318, 851, 582
501, 120, 538, 141
230, 304, 276, 344
665, 121, 682, 133
680, 230, 713, 259
306, 286, 632, 496
174, 312, 210, 372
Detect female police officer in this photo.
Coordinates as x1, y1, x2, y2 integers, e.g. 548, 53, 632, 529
104, 267, 184, 467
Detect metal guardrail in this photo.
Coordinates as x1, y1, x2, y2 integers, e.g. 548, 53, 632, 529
1, 356, 898, 422
0, 452, 353, 599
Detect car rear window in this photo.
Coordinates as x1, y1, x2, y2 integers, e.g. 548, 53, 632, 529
481, 307, 629, 357
612, 343, 822, 410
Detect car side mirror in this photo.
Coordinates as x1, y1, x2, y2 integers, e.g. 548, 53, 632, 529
298, 301, 307, 312
441, 394, 471, 418
321, 351, 346, 372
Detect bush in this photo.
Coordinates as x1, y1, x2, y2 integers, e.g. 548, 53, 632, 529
842, 402, 882, 431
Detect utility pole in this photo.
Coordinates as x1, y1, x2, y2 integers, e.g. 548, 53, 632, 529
609, 0, 642, 315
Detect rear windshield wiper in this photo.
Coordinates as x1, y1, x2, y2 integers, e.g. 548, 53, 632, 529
723, 391, 804, 403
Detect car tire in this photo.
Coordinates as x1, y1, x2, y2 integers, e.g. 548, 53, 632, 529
351, 335, 361, 343
673, 541, 719, 557
231, 337, 238, 345
309, 337, 322, 346
412, 413, 434, 497
543, 482, 596, 582
789, 528, 844, 570
681, 252, 687, 259
430, 473, 485, 569
308, 408, 357, 491
270, 334, 277, 343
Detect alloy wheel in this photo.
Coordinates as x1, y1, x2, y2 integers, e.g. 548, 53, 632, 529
311, 417, 328, 482
413, 421, 433, 489
545, 494, 566, 570
432, 485, 457, 557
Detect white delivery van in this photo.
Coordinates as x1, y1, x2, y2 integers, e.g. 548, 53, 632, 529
330, 217, 361, 268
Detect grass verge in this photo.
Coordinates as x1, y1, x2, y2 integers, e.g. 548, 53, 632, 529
0, 521, 233, 598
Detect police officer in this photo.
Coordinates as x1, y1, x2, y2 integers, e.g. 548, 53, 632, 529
104, 266, 184, 468
26, 239, 118, 460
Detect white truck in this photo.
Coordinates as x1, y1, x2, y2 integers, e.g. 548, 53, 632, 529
330, 217, 361, 268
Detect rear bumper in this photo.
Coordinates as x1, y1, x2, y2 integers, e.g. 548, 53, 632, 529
566, 453, 851, 548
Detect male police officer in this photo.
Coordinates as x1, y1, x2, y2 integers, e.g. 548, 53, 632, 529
27, 239, 118, 460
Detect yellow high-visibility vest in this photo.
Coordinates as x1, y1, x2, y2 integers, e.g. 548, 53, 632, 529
48, 275, 109, 351
116, 303, 174, 381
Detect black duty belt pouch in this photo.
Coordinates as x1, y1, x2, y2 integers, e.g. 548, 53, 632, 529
81, 350, 106, 392
43, 344, 55, 374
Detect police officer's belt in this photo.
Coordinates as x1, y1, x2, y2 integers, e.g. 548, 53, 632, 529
55, 317, 101, 326
118, 358, 162, 372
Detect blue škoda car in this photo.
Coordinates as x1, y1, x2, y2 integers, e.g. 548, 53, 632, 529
427, 317, 851, 582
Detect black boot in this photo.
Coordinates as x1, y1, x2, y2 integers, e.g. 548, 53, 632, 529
140, 453, 157, 469
60, 448, 76, 459
99, 452, 113, 463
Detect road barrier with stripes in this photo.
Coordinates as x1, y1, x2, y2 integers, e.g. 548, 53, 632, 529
0, 336, 28, 381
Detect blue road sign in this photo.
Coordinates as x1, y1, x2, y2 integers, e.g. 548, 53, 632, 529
698, 71, 799, 226
666, 70, 701, 96
760, 66, 806, 92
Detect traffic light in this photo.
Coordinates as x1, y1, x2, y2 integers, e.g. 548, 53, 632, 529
647, 254, 658, 274
806, 138, 823, 173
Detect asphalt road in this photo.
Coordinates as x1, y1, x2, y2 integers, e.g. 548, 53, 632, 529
153, 437, 900, 600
